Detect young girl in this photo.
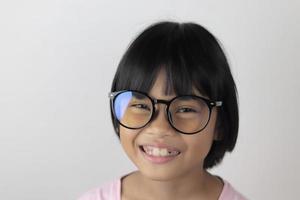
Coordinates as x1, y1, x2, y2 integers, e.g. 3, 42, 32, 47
79, 21, 247, 200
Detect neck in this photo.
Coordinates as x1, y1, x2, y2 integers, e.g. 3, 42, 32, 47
122, 169, 223, 200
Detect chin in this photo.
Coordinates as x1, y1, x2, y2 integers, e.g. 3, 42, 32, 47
139, 167, 186, 182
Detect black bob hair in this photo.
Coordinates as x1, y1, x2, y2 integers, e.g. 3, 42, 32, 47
110, 21, 239, 169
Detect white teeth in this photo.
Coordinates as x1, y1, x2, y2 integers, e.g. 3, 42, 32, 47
142, 146, 180, 157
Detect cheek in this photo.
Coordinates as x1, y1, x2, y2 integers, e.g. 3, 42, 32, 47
119, 127, 139, 157
183, 112, 217, 161
185, 133, 214, 159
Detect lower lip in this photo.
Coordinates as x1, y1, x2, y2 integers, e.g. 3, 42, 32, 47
140, 148, 179, 164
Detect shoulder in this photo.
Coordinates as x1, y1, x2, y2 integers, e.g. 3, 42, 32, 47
219, 179, 248, 200
77, 178, 121, 200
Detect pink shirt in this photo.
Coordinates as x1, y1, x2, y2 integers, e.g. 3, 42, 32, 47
78, 177, 247, 200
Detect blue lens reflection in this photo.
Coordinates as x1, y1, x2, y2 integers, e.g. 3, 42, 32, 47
114, 92, 132, 120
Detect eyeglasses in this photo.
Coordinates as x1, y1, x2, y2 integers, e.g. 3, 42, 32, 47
109, 90, 222, 135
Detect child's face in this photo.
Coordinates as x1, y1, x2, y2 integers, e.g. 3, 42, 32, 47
119, 70, 218, 181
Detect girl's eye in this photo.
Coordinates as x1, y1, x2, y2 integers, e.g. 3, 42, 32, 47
176, 107, 197, 113
131, 104, 151, 111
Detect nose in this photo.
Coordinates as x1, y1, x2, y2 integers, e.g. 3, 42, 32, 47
145, 104, 174, 137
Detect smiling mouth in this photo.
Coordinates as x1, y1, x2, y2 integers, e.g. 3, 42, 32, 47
139, 145, 181, 157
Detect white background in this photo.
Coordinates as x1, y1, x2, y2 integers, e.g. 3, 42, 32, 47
0, 0, 299, 199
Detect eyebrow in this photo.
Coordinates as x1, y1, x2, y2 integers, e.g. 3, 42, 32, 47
132, 93, 148, 99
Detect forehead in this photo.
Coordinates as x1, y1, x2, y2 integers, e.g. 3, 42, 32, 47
150, 70, 171, 94
148, 69, 203, 98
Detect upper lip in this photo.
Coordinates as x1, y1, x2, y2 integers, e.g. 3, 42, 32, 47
139, 143, 181, 152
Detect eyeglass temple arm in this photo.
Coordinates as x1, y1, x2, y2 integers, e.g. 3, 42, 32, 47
108, 92, 120, 100
108, 93, 113, 99
210, 101, 222, 107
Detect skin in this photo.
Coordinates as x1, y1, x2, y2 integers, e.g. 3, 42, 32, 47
119, 70, 223, 200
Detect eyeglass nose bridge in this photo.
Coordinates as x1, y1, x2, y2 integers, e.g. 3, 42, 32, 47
151, 98, 173, 122
152, 99, 173, 113
153, 99, 171, 106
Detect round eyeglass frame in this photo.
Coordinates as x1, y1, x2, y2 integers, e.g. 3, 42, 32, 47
109, 90, 222, 135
